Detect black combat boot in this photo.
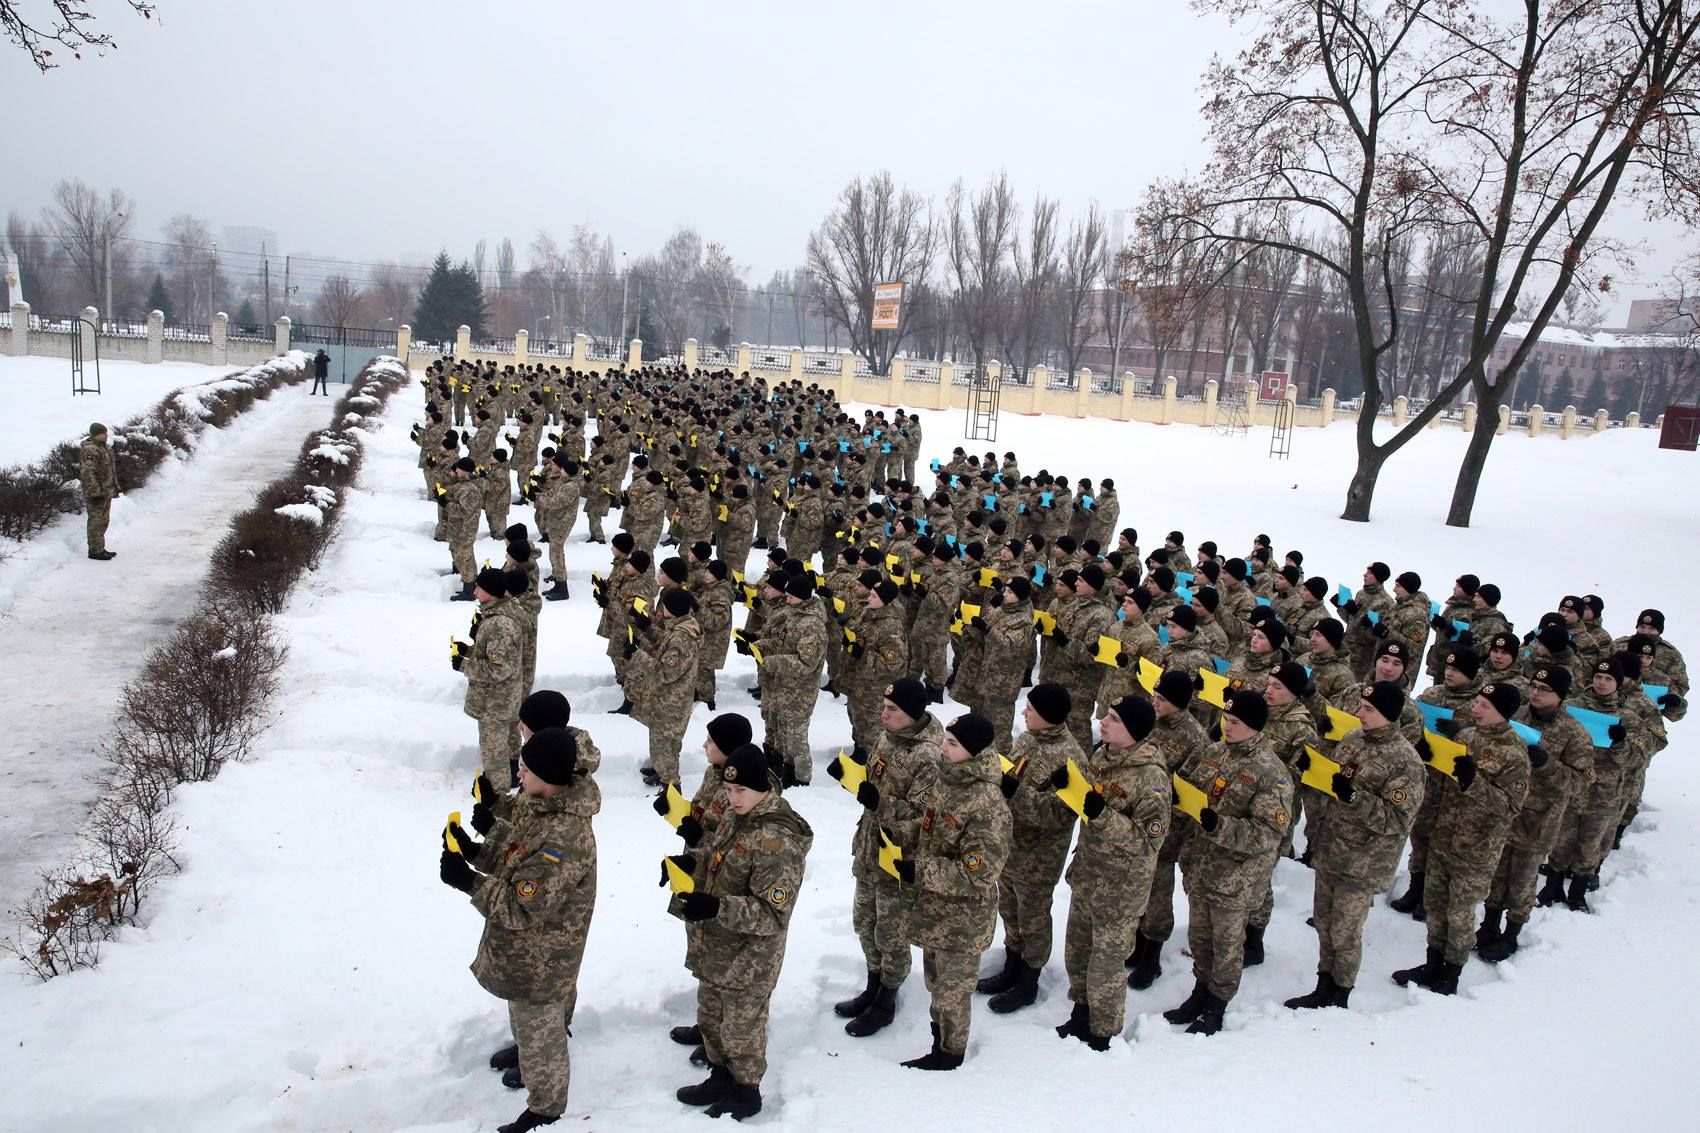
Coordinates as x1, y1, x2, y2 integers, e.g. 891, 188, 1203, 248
1613, 823, 1627, 850
543, 580, 569, 601
1080, 1029, 1112, 1051
976, 947, 1022, 995
451, 581, 476, 601
1163, 981, 1209, 1025
1428, 959, 1462, 996
490, 1043, 520, 1070
1186, 991, 1228, 1035
1478, 919, 1522, 963
676, 1064, 734, 1107
669, 1024, 702, 1046
927, 683, 945, 704
1242, 924, 1266, 967
496, 1109, 559, 1132
833, 971, 880, 1018
1389, 872, 1424, 915
987, 962, 1041, 1014
1565, 872, 1594, 913
1284, 972, 1337, 1010
502, 1066, 525, 1089
1326, 982, 1353, 1008
901, 1025, 963, 1071
705, 1081, 763, 1119
1536, 866, 1568, 906
844, 983, 898, 1037
1392, 947, 1443, 988
1055, 1001, 1090, 1039
1126, 935, 1163, 990
688, 1044, 710, 1067
1475, 906, 1504, 951
610, 697, 633, 715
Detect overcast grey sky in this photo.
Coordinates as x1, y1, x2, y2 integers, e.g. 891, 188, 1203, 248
3, 0, 1689, 316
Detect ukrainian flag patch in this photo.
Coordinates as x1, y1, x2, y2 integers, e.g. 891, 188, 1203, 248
540, 847, 562, 863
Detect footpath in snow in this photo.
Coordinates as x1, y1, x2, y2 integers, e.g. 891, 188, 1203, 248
0, 387, 337, 918
0, 391, 1696, 1131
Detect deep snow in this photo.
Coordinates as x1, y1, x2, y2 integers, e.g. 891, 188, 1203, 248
1, 388, 1695, 1132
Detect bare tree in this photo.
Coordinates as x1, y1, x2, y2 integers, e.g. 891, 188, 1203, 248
5, 209, 60, 309
996, 192, 1060, 383
945, 171, 1019, 374
366, 261, 421, 327
160, 213, 216, 323
1238, 216, 1304, 377
631, 227, 703, 357
2, 0, 155, 71
806, 172, 939, 374
312, 274, 366, 328
1128, 196, 1225, 393
1056, 202, 1107, 380
694, 241, 744, 349
43, 178, 134, 311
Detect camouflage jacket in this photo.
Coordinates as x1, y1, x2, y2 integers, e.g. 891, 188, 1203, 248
1179, 736, 1293, 906
1095, 616, 1165, 708
846, 601, 909, 693
1003, 721, 1085, 883
1065, 738, 1171, 905
463, 599, 524, 720
445, 478, 484, 529
469, 789, 597, 1004
1387, 591, 1432, 660
79, 438, 118, 498
1430, 719, 1531, 868
900, 747, 1012, 952
1506, 702, 1593, 851
673, 792, 812, 992
1310, 721, 1423, 890
630, 613, 702, 734
853, 712, 944, 881
1262, 697, 1321, 770
757, 595, 829, 685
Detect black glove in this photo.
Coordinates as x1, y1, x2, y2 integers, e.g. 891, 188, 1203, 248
1049, 764, 1071, 790
1294, 750, 1311, 772
471, 799, 496, 837
846, 641, 865, 659
1607, 723, 1627, 743
1207, 720, 1222, 742
1000, 772, 1020, 799
1661, 693, 1685, 712
1522, 629, 1537, 645
678, 815, 704, 847
1051, 629, 1070, 649
1527, 744, 1549, 769
659, 853, 697, 886
1198, 806, 1219, 832
734, 638, 752, 656
622, 641, 638, 660
1435, 717, 1463, 739
1332, 773, 1355, 802
1371, 621, 1389, 638
630, 609, 651, 630
440, 849, 477, 893
1342, 599, 1360, 616
651, 790, 672, 816
971, 616, 988, 634
1192, 673, 1206, 691
1082, 790, 1107, 820
1115, 651, 1131, 668
680, 892, 720, 921
817, 586, 834, 603
827, 758, 844, 781
1454, 630, 1475, 649
894, 858, 916, 885
849, 747, 869, 765
451, 650, 466, 672
468, 614, 482, 640
913, 583, 928, 599
856, 781, 881, 810
1431, 614, 1450, 632
446, 821, 480, 861
1418, 736, 1436, 763
1454, 755, 1477, 790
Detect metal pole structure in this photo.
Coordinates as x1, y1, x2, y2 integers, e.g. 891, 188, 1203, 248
209, 242, 218, 321
262, 242, 272, 324
619, 252, 630, 347
103, 232, 112, 322
283, 255, 291, 318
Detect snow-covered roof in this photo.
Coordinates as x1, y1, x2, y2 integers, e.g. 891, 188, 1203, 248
1503, 321, 1693, 350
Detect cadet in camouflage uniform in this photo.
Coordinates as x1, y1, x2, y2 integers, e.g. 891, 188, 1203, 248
624, 468, 668, 556
438, 727, 595, 1130
1426, 575, 1480, 680
692, 560, 735, 710
1164, 689, 1293, 1036
1094, 589, 1164, 716
1057, 696, 1170, 1047
453, 568, 525, 792
891, 713, 1012, 1071
1285, 681, 1422, 1009
1394, 681, 1530, 995
746, 574, 828, 785
1049, 564, 1116, 751
582, 453, 618, 543
911, 542, 963, 698
1543, 656, 1646, 910
603, 548, 657, 709
628, 587, 703, 786
976, 683, 1083, 1014
831, 679, 942, 1037
1479, 665, 1592, 961
843, 579, 911, 758
969, 576, 1038, 754
1246, 662, 1322, 958
717, 483, 757, 574
1335, 562, 1396, 680
443, 459, 485, 599
671, 744, 813, 1122
536, 454, 581, 599
79, 422, 120, 560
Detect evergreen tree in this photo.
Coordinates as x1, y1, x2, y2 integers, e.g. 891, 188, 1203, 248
146, 273, 175, 323
1547, 366, 1576, 409
1584, 371, 1610, 415
412, 251, 488, 343
235, 299, 260, 333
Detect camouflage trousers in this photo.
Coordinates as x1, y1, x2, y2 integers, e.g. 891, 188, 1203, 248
1403, 766, 1447, 875
1064, 888, 1142, 1038
1424, 849, 1498, 965
485, 493, 510, 541
1549, 767, 1626, 875
1185, 891, 1253, 1001
853, 875, 912, 988
478, 715, 518, 792
997, 841, 1071, 968
451, 532, 477, 584
548, 533, 568, 586
698, 979, 773, 1086
760, 682, 815, 779
695, 659, 719, 705
508, 998, 570, 1117
583, 501, 607, 542
754, 504, 780, 546
921, 948, 978, 1056
647, 724, 685, 785
1312, 871, 1375, 988
909, 629, 951, 690
980, 689, 1021, 758
846, 684, 883, 756
85, 495, 111, 555
452, 394, 468, 425
1137, 846, 1185, 943
719, 537, 753, 578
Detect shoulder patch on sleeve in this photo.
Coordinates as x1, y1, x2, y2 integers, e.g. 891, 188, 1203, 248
1274, 806, 1290, 827
516, 879, 539, 900
768, 885, 788, 906
963, 851, 984, 872
539, 847, 562, 863
761, 837, 782, 852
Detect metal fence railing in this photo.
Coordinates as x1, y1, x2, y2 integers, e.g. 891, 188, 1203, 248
228, 322, 270, 342
904, 363, 940, 384
163, 323, 212, 342
749, 349, 789, 371
698, 345, 736, 367
586, 335, 625, 361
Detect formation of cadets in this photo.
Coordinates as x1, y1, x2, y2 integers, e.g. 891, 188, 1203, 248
416, 357, 1689, 1130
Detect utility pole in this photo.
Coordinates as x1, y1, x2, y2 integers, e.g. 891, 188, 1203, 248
103, 211, 123, 320
262, 242, 272, 324
619, 251, 629, 347
283, 255, 291, 318
209, 242, 218, 322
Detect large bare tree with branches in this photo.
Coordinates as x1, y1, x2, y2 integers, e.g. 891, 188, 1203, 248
1152, 0, 1700, 525
2, 0, 155, 71
1055, 202, 1108, 379
946, 171, 1019, 375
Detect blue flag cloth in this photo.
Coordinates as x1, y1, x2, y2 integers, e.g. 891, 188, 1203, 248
1255, 596, 1272, 608
1174, 583, 1194, 606
1565, 704, 1620, 748
873, 428, 883, 438
983, 494, 998, 511
747, 464, 757, 476
863, 436, 874, 447
1158, 624, 1170, 646
798, 440, 809, 453
881, 442, 892, 453
1510, 720, 1543, 746
950, 474, 961, 488
1337, 583, 1353, 607
1018, 502, 1029, 514
885, 521, 895, 537
1643, 683, 1670, 703
1416, 702, 1455, 731
1175, 571, 1195, 588
1430, 600, 1442, 619
916, 517, 930, 534
838, 439, 850, 453
1032, 563, 1048, 586
930, 457, 942, 472
1080, 495, 1094, 511
1451, 618, 1471, 639
1212, 656, 1231, 675
945, 534, 957, 547
1038, 491, 1052, 508
1366, 610, 1382, 626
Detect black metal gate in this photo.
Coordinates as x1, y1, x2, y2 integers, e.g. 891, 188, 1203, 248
290, 323, 394, 385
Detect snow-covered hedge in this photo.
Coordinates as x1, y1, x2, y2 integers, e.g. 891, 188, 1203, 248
0, 352, 311, 543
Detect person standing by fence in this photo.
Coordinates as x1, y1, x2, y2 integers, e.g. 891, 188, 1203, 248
311, 348, 331, 395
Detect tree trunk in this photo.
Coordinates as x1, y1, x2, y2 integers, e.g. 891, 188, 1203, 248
1341, 447, 1389, 522
1444, 389, 1502, 527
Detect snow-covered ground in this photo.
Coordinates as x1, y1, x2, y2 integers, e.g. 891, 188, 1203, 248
1, 389, 1695, 1131
0, 388, 337, 918
0, 357, 255, 468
